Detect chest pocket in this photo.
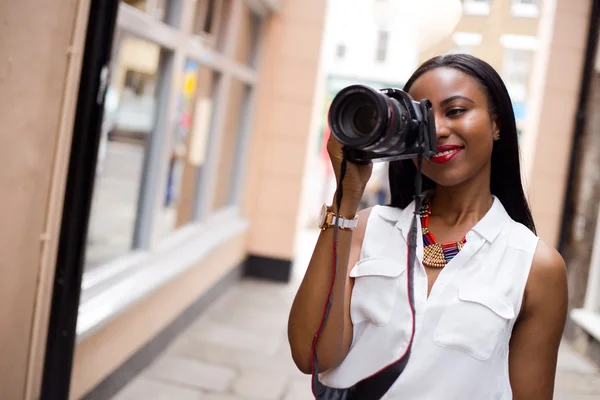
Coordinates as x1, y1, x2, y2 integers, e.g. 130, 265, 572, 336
349, 257, 406, 327
433, 287, 515, 360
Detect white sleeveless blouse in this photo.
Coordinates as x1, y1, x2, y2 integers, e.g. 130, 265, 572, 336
319, 196, 539, 399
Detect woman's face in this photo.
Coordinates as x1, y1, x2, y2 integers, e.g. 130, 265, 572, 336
408, 67, 499, 188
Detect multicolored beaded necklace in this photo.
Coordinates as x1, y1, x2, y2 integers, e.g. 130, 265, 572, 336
419, 199, 467, 269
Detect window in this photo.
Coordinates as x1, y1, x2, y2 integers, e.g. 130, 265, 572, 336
376, 31, 389, 63
194, 0, 229, 46
156, 64, 218, 236
86, 37, 162, 270
449, 32, 482, 55
336, 43, 346, 60
503, 48, 533, 101
511, 0, 539, 18
462, 0, 490, 16
211, 78, 248, 212
123, 0, 167, 22
502, 48, 533, 123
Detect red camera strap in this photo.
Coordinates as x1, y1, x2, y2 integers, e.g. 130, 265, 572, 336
310, 146, 424, 400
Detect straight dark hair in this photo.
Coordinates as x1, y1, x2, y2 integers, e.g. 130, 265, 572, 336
388, 53, 536, 233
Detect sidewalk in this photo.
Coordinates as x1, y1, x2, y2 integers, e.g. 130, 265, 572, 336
113, 230, 600, 400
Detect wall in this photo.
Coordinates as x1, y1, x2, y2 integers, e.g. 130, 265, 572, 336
243, 0, 327, 273
0, 0, 89, 399
522, 0, 591, 247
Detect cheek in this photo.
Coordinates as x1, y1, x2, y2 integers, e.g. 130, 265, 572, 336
461, 117, 495, 156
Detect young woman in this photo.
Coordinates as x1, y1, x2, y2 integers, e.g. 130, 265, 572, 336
287, 54, 568, 399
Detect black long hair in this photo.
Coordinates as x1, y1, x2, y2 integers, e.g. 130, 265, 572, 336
388, 53, 536, 233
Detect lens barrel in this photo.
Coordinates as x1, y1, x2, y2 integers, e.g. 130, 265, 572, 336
328, 85, 410, 154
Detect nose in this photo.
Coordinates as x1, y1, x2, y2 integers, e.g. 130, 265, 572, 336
435, 113, 451, 139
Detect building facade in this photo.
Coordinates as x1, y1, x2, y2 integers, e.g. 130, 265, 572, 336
0, 0, 327, 398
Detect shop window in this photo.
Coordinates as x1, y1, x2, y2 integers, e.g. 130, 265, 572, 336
122, 0, 168, 22
156, 63, 218, 236
85, 37, 162, 270
211, 78, 248, 212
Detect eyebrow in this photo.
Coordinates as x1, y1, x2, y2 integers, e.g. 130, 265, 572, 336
440, 95, 475, 107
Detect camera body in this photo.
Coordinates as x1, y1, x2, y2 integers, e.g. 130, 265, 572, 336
327, 84, 438, 164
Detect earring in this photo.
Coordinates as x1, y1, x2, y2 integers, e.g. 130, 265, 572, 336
495, 134, 500, 141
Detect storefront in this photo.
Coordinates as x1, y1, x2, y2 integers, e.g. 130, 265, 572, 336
0, 0, 326, 398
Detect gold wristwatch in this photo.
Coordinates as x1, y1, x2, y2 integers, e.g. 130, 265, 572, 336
318, 204, 359, 231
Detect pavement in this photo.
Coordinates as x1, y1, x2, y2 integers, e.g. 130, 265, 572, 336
112, 230, 600, 400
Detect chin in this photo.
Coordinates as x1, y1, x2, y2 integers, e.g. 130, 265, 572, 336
424, 169, 470, 188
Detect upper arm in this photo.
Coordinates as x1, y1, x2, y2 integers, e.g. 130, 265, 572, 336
509, 239, 568, 400
341, 207, 373, 354
348, 207, 373, 273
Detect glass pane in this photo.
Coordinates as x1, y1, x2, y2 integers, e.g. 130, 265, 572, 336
193, 0, 230, 46
157, 62, 217, 236
85, 37, 161, 270
234, 3, 260, 66
211, 78, 247, 212
122, 0, 168, 22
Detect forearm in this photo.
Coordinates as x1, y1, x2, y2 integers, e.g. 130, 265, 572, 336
288, 195, 361, 373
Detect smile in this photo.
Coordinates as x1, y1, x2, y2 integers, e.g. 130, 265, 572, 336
430, 146, 464, 164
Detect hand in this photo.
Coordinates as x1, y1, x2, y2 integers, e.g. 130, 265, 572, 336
327, 135, 373, 202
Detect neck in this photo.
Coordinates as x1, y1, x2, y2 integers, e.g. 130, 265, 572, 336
429, 176, 493, 226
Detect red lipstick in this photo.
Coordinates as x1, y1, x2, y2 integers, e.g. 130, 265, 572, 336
430, 145, 464, 164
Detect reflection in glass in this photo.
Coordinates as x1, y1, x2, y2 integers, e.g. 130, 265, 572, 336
157, 63, 217, 237
85, 37, 161, 270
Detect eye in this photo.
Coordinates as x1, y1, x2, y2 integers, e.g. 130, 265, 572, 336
446, 108, 466, 117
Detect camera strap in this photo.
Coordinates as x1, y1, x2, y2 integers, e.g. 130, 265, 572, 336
310, 145, 425, 400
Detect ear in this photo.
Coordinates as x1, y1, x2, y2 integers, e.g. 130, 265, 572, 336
492, 118, 500, 141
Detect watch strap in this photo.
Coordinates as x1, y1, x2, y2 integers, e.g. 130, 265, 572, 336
330, 214, 359, 230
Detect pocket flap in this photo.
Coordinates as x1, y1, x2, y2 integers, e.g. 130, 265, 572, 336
457, 287, 515, 320
349, 257, 406, 278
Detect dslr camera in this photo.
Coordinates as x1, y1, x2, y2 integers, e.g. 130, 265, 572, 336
328, 84, 438, 164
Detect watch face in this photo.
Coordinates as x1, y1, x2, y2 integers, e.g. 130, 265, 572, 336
318, 204, 328, 227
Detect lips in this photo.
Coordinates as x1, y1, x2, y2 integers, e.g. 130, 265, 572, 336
430, 145, 464, 164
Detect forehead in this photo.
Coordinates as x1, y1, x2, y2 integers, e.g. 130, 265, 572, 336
407, 67, 486, 104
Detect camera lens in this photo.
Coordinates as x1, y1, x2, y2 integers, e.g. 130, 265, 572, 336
334, 90, 384, 143
328, 84, 407, 154
352, 104, 377, 136
328, 84, 434, 162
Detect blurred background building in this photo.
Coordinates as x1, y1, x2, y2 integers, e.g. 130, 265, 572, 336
420, 0, 540, 138
1, 0, 600, 399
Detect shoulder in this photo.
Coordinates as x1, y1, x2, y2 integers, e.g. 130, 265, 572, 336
530, 240, 567, 291
521, 239, 568, 319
